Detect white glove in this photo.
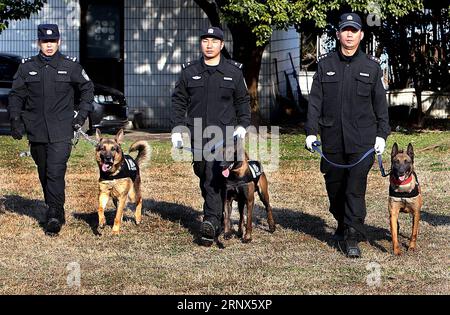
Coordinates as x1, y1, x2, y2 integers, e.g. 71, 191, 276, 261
171, 132, 184, 149
374, 136, 386, 154
233, 126, 247, 139
305, 135, 317, 151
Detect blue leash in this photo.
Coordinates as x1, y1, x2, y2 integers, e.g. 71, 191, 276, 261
178, 136, 238, 154
377, 153, 389, 177
310, 141, 389, 177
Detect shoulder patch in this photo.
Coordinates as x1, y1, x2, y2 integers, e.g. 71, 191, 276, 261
367, 55, 381, 64
64, 55, 78, 62
317, 53, 331, 62
227, 59, 243, 69
21, 57, 32, 64
182, 60, 198, 69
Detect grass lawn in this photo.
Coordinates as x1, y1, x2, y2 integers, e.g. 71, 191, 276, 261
0, 130, 448, 294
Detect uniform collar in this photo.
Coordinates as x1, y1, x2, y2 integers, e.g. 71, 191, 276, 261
338, 48, 361, 63
37, 50, 62, 69
200, 54, 226, 74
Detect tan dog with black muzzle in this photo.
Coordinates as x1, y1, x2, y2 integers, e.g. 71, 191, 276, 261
95, 129, 150, 234
220, 138, 276, 243
388, 143, 422, 255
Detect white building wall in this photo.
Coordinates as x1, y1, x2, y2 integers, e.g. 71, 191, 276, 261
124, 0, 235, 129
0, 0, 80, 59
0, 1, 301, 129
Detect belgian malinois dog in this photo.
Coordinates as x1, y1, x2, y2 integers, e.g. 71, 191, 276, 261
95, 129, 150, 234
220, 138, 276, 243
388, 143, 422, 255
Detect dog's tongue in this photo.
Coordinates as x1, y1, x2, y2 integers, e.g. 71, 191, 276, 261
222, 168, 230, 178
399, 175, 406, 181
102, 164, 111, 172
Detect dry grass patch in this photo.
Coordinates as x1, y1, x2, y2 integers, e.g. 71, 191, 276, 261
0, 132, 449, 294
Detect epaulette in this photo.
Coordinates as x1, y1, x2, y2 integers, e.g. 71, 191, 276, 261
317, 53, 331, 62
182, 60, 198, 69
227, 59, 243, 69
367, 55, 381, 64
21, 57, 32, 64
64, 55, 78, 62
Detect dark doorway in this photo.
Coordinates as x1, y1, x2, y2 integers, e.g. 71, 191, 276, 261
80, 0, 124, 92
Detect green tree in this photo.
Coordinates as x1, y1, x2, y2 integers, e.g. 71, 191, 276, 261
0, 0, 47, 33
368, 1, 449, 127
195, 0, 423, 125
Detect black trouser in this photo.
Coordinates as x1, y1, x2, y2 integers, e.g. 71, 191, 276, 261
320, 151, 374, 232
29, 141, 72, 223
192, 160, 224, 231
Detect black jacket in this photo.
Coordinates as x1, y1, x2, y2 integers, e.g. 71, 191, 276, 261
171, 55, 251, 144
305, 49, 390, 153
8, 51, 94, 143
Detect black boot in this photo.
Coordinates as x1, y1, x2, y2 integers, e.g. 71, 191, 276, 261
341, 226, 361, 258
332, 221, 345, 241
46, 218, 62, 236
45, 208, 64, 236
200, 220, 216, 246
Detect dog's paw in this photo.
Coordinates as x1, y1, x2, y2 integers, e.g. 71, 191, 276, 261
268, 224, 276, 233
242, 235, 252, 243
408, 243, 417, 251
393, 248, 402, 256
224, 232, 233, 240
98, 218, 106, 228
112, 227, 121, 235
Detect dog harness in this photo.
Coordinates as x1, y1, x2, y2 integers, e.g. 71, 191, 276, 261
225, 161, 263, 189
249, 161, 263, 180
99, 155, 139, 182
389, 172, 420, 198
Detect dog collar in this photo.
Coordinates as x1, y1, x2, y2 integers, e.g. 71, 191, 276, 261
390, 174, 413, 186
389, 172, 420, 198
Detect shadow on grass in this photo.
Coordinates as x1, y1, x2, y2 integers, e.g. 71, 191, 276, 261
72, 199, 209, 245
72, 207, 137, 236
143, 199, 204, 245
420, 210, 450, 227
251, 205, 391, 253
0, 194, 47, 232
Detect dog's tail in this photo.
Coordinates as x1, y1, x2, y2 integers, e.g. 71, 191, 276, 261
129, 140, 151, 168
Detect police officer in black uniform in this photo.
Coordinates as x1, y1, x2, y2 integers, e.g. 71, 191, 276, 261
8, 24, 94, 235
171, 27, 251, 246
305, 13, 390, 257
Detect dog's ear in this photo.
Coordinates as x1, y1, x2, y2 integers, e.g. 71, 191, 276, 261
406, 143, 414, 162
95, 128, 102, 142
391, 142, 399, 159
115, 129, 124, 144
